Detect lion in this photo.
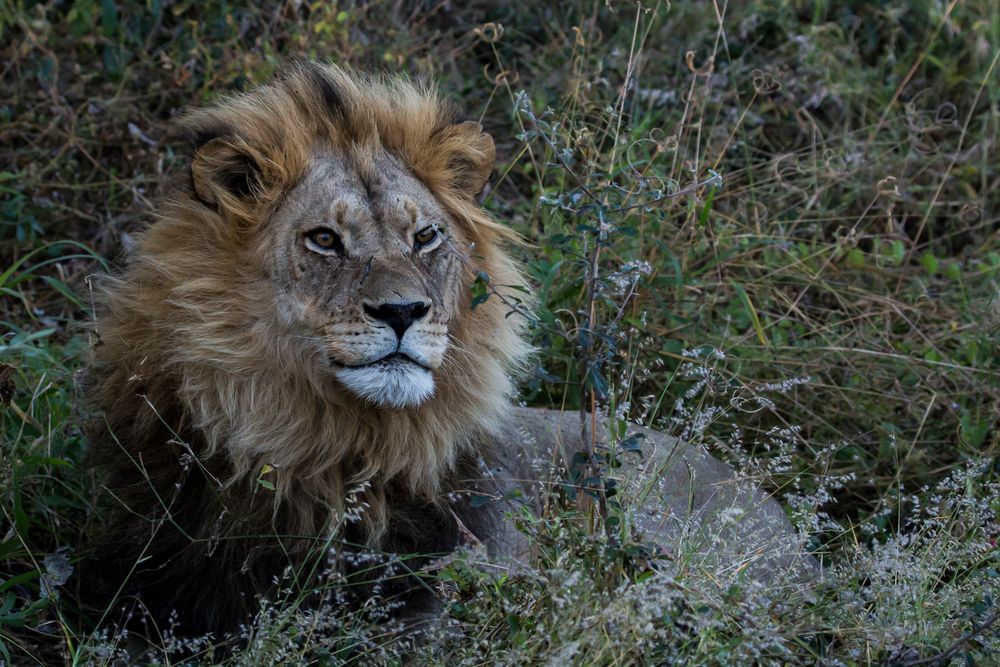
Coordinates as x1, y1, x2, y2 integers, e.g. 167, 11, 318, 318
79, 62, 811, 639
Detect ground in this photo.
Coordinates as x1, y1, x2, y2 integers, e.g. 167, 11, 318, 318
1, 1, 998, 664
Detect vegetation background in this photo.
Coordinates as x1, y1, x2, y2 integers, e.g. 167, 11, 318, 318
1, 0, 997, 664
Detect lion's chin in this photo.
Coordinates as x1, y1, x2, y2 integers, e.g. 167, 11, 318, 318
334, 358, 435, 409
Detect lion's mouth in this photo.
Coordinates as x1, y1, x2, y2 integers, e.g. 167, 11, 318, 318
330, 352, 431, 371
331, 352, 435, 408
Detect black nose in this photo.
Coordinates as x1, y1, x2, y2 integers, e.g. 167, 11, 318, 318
363, 301, 430, 340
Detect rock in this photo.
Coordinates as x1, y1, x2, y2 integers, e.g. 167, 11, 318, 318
482, 407, 819, 585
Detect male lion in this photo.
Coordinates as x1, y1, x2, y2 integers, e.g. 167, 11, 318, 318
80, 62, 810, 638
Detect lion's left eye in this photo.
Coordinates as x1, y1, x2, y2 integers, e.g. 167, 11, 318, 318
414, 226, 439, 250
305, 227, 345, 255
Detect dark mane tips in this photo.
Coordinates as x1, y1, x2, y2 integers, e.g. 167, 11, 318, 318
175, 121, 235, 154
296, 60, 347, 121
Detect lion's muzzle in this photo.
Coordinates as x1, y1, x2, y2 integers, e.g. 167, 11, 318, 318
327, 299, 447, 408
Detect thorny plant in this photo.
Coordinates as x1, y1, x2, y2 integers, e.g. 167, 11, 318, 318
491, 89, 727, 535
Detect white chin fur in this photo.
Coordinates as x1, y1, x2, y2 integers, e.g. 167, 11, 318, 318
335, 361, 435, 408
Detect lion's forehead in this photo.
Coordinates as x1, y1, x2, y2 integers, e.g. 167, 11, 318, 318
295, 151, 449, 244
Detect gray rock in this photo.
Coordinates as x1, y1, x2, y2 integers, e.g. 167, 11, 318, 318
479, 407, 819, 585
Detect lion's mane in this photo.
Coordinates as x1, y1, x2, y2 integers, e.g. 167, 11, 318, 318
82, 63, 531, 633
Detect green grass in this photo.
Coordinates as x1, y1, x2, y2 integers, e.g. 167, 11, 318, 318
1, 0, 998, 664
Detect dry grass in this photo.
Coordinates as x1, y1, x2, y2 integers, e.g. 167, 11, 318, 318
1, 1, 997, 664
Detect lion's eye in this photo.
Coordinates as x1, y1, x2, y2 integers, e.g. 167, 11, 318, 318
305, 227, 344, 255
414, 226, 439, 250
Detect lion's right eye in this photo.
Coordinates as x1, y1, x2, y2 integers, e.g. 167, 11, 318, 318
305, 228, 344, 255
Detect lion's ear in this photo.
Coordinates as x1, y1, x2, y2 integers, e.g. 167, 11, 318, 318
190, 137, 263, 210
443, 121, 496, 199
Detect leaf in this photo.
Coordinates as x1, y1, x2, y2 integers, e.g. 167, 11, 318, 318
845, 248, 865, 269
698, 186, 716, 227
920, 252, 939, 274
0, 539, 22, 561
888, 239, 906, 265
582, 476, 603, 499
470, 271, 491, 309
256, 464, 276, 491
0, 569, 40, 595
732, 283, 767, 346
620, 433, 645, 453
586, 368, 608, 399
959, 414, 990, 449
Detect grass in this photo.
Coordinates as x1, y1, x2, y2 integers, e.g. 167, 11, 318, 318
1, 0, 998, 664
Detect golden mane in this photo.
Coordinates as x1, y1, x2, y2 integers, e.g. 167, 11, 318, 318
86, 62, 531, 557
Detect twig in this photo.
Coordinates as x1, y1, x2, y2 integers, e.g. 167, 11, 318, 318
899, 609, 1000, 666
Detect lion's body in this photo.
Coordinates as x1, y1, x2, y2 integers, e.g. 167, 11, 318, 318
80, 63, 809, 638
82, 63, 530, 634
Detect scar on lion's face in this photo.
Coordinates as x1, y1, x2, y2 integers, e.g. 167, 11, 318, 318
266, 150, 467, 408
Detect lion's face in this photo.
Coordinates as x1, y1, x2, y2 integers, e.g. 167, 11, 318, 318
158, 62, 526, 424
266, 151, 468, 409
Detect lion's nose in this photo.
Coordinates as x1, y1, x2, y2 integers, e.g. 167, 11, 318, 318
363, 301, 430, 340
